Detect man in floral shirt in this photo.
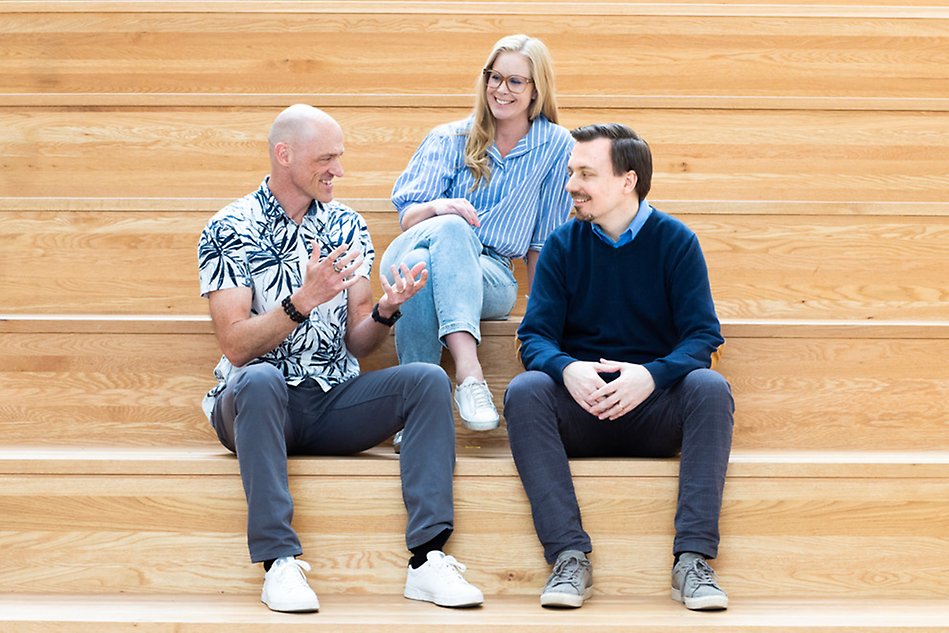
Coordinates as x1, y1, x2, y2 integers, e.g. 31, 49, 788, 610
197, 104, 483, 613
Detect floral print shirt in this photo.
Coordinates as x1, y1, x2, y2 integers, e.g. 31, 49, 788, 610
197, 178, 374, 418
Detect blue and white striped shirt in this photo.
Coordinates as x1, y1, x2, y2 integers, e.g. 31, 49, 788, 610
391, 114, 574, 259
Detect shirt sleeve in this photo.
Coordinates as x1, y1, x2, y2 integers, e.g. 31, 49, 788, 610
197, 216, 252, 297
529, 133, 574, 251
642, 234, 725, 388
390, 128, 461, 222
352, 211, 375, 281
516, 231, 577, 383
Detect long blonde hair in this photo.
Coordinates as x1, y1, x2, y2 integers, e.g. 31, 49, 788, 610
464, 34, 560, 188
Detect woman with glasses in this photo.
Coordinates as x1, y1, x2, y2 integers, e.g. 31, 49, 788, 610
381, 34, 573, 441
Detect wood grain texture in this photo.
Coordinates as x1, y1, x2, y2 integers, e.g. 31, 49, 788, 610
0, 594, 947, 633
2, 6, 947, 102
0, 470, 944, 597
2, 210, 947, 319
0, 324, 946, 450
2, 109, 946, 202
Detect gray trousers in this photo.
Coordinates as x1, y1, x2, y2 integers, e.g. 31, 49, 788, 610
504, 368, 734, 564
211, 362, 456, 563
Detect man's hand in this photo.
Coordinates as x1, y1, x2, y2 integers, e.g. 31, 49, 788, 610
562, 361, 609, 415
294, 241, 364, 313
563, 359, 656, 420
378, 262, 428, 316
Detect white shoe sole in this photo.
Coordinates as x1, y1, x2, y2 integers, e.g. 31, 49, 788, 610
261, 595, 320, 613
460, 415, 500, 431
404, 586, 483, 608
671, 587, 728, 610
540, 586, 592, 608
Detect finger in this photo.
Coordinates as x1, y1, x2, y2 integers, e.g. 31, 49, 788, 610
407, 261, 427, 280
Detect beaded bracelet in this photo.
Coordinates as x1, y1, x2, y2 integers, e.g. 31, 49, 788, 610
281, 296, 308, 324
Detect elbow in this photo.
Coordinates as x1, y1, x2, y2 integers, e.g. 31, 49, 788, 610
218, 338, 254, 369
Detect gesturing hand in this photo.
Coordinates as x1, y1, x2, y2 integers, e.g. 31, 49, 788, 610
379, 262, 428, 312
295, 242, 364, 312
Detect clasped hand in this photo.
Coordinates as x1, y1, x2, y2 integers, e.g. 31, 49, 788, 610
562, 359, 656, 421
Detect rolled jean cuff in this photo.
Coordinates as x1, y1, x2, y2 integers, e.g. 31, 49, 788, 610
437, 319, 481, 345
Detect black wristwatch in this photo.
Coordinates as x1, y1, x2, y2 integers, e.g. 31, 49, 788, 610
371, 302, 401, 327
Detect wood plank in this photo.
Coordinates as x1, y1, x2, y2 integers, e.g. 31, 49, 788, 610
3, 209, 947, 320
2, 9, 946, 102
2, 196, 946, 217
0, 594, 946, 633
1, 446, 947, 479
0, 465, 944, 596
6, 93, 949, 112
3, 109, 945, 203
0, 323, 946, 450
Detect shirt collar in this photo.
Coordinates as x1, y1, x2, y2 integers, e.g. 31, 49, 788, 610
487, 114, 551, 163
591, 198, 653, 248
258, 177, 323, 224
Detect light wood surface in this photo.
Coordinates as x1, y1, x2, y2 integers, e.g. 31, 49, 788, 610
3, 208, 947, 319
0, 594, 946, 633
0, 450, 944, 597
3, 109, 947, 202
1, 1, 946, 625
0, 319, 946, 450
3, 5, 947, 102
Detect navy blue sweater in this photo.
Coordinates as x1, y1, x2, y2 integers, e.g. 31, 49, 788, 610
517, 208, 724, 389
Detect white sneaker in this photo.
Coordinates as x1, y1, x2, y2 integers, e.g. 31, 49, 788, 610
404, 551, 484, 607
260, 556, 320, 613
453, 377, 500, 431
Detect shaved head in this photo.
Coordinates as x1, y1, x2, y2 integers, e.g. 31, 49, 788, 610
268, 104, 340, 158
266, 104, 345, 208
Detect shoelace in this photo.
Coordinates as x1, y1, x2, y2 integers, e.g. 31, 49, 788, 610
549, 554, 587, 590
685, 559, 720, 590
435, 554, 468, 580
465, 382, 494, 409
274, 558, 312, 588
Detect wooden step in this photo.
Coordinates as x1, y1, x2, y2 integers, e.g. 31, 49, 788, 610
1, 316, 946, 451
3, 108, 946, 202
0, 447, 945, 599
0, 593, 947, 632
2, 199, 947, 320
3, 1, 947, 105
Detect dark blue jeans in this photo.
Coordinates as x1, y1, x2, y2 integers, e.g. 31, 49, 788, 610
504, 368, 734, 564
211, 362, 456, 563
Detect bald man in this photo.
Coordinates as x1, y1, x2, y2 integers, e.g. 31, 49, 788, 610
198, 105, 483, 613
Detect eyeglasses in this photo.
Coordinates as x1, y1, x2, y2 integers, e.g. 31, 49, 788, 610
482, 69, 534, 94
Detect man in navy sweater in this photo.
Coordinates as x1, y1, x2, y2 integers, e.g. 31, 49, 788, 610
504, 123, 734, 610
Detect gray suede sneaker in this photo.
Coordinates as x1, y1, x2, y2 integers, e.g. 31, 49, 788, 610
671, 554, 728, 610
540, 550, 593, 608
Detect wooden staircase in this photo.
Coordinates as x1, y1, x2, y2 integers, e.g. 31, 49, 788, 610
1, 0, 947, 629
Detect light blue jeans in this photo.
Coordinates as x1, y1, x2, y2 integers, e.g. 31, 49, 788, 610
379, 215, 518, 365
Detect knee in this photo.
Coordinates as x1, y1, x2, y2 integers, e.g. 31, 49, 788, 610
681, 369, 734, 416
401, 362, 452, 401
429, 215, 480, 249
503, 371, 558, 428
232, 363, 286, 403
386, 248, 432, 286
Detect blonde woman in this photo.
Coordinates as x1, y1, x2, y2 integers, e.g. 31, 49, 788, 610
381, 34, 573, 438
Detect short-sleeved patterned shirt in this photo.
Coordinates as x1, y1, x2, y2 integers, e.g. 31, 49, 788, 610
197, 178, 375, 419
